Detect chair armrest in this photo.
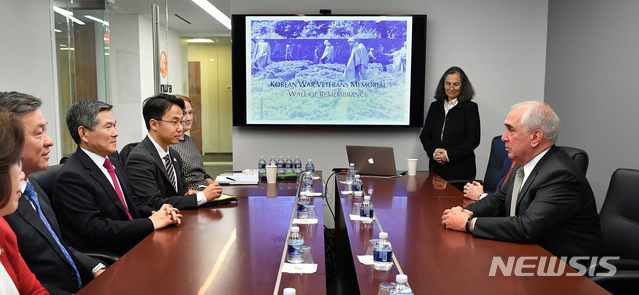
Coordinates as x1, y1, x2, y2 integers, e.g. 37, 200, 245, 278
589, 270, 639, 294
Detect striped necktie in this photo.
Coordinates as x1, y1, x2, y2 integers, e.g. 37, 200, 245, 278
164, 154, 177, 192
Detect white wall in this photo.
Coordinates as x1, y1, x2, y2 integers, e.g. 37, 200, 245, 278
545, 0, 639, 210
0, 0, 62, 164
109, 12, 184, 149
231, 0, 549, 180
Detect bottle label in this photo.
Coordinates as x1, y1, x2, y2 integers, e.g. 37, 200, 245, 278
360, 207, 372, 218
373, 249, 392, 262
294, 163, 302, 169
288, 244, 303, 255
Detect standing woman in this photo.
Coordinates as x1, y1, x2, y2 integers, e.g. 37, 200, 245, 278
420, 66, 480, 181
170, 95, 215, 190
0, 109, 48, 294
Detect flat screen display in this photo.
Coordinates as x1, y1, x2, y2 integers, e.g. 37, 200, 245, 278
232, 14, 427, 126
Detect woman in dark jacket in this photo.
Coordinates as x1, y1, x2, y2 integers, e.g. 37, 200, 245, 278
420, 66, 480, 181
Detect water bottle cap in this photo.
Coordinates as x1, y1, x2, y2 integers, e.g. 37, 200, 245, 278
283, 288, 296, 295
291, 226, 299, 233
379, 232, 388, 239
260, 156, 264, 159
364, 195, 370, 200
350, 163, 354, 167
308, 159, 312, 162
396, 274, 408, 283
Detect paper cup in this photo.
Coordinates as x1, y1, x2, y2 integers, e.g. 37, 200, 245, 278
407, 158, 418, 176
266, 165, 277, 183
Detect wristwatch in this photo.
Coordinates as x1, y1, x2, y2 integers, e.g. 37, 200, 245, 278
91, 263, 107, 276
465, 216, 473, 233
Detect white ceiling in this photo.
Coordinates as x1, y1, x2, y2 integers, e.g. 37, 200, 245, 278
107, 0, 231, 37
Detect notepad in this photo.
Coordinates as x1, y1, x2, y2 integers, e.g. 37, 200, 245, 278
215, 170, 259, 185
201, 193, 238, 207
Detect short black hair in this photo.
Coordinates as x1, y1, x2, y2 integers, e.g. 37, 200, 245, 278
66, 100, 113, 144
434, 66, 475, 102
142, 93, 185, 130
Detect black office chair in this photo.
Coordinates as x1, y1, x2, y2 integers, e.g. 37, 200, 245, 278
589, 168, 639, 294
558, 146, 589, 175
30, 165, 121, 265
448, 135, 508, 193
119, 142, 139, 165
29, 164, 63, 200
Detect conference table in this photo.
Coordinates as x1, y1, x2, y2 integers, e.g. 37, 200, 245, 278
77, 174, 326, 295
77, 171, 610, 294
334, 171, 611, 294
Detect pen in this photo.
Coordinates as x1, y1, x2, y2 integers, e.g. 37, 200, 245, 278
226, 177, 236, 181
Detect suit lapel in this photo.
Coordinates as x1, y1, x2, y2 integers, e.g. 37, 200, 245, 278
515, 145, 559, 209
142, 137, 176, 193
16, 192, 69, 262
77, 149, 132, 218
112, 158, 140, 218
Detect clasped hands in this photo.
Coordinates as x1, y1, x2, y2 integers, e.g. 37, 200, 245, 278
441, 206, 473, 232
434, 148, 447, 164
150, 204, 183, 229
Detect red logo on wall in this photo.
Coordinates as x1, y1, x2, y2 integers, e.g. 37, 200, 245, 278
160, 51, 168, 78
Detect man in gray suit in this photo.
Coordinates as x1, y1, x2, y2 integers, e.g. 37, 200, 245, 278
442, 101, 604, 259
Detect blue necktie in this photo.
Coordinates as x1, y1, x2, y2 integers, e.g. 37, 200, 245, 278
24, 183, 82, 289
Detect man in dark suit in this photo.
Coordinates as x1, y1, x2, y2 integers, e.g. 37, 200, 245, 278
0, 91, 103, 295
125, 93, 222, 210
442, 101, 604, 259
53, 100, 182, 255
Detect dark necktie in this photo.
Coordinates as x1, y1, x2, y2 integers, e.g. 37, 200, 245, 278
164, 154, 177, 192
103, 158, 133, 220
24, 183, 82, 289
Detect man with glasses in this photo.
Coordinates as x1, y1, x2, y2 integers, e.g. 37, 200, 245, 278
52, 100, 182, 255
125, 94, 223, 210
0, 91, 104, 295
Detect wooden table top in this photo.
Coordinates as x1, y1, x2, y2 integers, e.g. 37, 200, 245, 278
337, 171, 610, 294
78, 176, 325, 295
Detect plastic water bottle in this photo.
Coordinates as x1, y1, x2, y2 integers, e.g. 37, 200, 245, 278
277, 156, 285, 174
373, 232, 393, 271
258, 156, 266, 174
352, 174, 363, 197
293, 156, 302, 173
283, 288, 296, 295
285, 156, 293, 173
305, 159, 314, 173
287, 226, 304, 263
360, 195, 374, 224
297, 203, 310, 219
303, 173, 314, 194
269, 156, 277, 166
347, 163, 357, 182
390, 274, 414, 295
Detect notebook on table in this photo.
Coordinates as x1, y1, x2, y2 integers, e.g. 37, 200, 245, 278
346, 145, 405, 176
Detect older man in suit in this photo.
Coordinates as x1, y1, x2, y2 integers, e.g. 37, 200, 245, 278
0, 91, 102, 295
53, 100, 182, 256
442, 101, 604, 259
125, 93, 222, 210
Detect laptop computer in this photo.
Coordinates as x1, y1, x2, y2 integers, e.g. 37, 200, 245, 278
346, 145, 404, 176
